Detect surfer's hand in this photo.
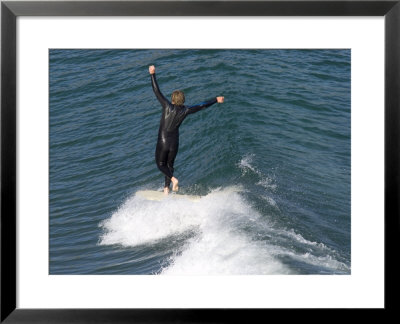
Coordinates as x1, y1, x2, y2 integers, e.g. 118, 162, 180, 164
217, 96, 224, 103
149, 65, 155, 74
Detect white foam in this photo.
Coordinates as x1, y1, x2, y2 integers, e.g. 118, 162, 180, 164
265, 229, 351, 273
99, 186, 348, 275
99, 195, 201, 247
238, 154, 257, 174
283, 229, 333, 251
256, 178, 277, 191
238, 154, 277, 191
99, 187, 291, 274
261, 194, 279, 209
161, 188, 292, 275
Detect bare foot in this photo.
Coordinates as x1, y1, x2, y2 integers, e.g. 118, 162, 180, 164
171, 177, 179, 192
164, 187, 169, 195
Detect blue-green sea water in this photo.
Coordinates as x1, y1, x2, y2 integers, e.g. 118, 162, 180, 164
49, 49, 351, 275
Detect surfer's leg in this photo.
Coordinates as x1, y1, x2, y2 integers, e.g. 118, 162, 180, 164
155, 144, 174, 189
165, 159, 174, 189
167, 148, 179, 192
164, 173, 172, 195
164, 175, 171, 190
156, 160, 173, 179
164, 161, 173, 189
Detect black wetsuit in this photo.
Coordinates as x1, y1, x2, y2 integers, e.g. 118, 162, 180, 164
151, 73, 217, 188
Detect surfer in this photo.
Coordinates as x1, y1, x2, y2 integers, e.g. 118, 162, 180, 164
149, 65, 224, 194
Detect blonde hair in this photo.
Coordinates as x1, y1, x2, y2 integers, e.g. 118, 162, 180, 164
171, 90, 185, 106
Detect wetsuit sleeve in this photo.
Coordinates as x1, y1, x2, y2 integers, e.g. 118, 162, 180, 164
185, 98, 218, 115
151, 73, 169, 107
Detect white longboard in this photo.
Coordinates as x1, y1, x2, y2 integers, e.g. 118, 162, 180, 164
136, 190, 201, 202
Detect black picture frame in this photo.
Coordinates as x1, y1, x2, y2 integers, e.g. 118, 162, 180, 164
1, 0, 399, 322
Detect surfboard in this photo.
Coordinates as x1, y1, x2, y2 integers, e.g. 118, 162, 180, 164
136, 190, 201, 202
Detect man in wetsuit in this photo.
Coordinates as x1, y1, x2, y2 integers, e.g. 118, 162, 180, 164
149, 65, 224, 194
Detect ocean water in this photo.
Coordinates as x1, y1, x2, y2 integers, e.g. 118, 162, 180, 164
49, 49, 351, 275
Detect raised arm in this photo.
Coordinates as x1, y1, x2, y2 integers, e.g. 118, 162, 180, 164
186, 96, 224, 115
149, 65, 169, 106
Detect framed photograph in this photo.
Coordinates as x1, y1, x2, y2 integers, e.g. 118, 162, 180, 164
2, 0, 398, 322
